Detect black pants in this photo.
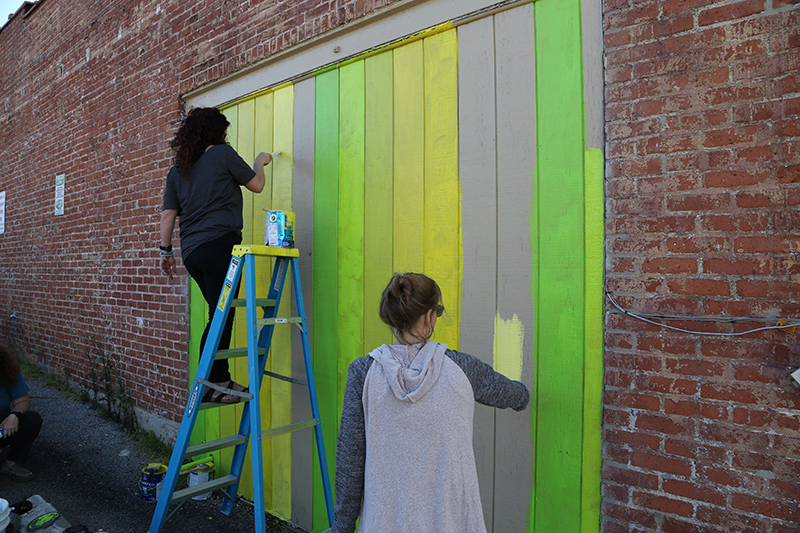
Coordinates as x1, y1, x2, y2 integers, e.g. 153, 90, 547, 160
0, 410, 42, 463
183, 232, 242, 383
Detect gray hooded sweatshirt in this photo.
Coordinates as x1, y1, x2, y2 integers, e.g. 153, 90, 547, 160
332, 342, 530, 533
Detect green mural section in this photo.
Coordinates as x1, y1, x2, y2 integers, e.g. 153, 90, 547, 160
186, 6, 604, 532
531, 0, 603, 531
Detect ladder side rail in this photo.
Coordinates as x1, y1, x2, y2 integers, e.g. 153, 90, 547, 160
221, 255, 292, 525
290, 257, 335, 526
148, 253, 245, 533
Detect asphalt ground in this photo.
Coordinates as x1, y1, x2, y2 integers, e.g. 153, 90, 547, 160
0, 378, 300, 533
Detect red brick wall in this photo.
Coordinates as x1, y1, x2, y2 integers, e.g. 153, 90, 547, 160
604, 0, 800, 531
0, 0, 399, 422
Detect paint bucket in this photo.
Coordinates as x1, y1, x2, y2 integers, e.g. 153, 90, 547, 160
188, 463, 215, 500
139, 463, 168, 502
0, 498, 9, 531
264, 210, 295, 248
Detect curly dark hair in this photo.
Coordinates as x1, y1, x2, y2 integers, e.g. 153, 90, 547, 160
0, 343, 20, 387
170, 107, 230, 177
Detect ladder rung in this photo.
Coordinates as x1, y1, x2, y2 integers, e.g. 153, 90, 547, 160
258, 317, 303, 326
230, 298, 276, 308
264, 370, 307, 387
260, 419, 318, 440
170, 474, 238, 505
185, 434, 247, 457
214, 347, 266, 360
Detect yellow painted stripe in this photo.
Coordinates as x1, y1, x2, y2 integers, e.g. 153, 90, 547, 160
392, 40, 425, 273
270, 84, 295, 517
423, 30, 460, 349
494, 313, 524, 382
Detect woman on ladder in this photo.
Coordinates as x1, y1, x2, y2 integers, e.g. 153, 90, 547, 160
159, 107, 273, 404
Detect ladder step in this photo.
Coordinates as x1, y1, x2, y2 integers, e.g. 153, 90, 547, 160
258, 317, 303, 326
264, 370, 307, 387
170, 474, 238, 505
214, 347, 266, 360
260, 419, 318, 440
230, 298, 276, 308
185, 434, 247, 457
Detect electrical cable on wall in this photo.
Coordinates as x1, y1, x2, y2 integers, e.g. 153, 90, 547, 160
605, 292, 800, 337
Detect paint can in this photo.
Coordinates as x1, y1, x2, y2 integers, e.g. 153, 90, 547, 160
0, 498, 9, 531
139, 463, 168, 502
265, 210, 295, 248
188, 463, 215, 500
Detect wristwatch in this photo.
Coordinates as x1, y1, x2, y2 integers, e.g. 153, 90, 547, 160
10, 411, 22, 419
159, 244, 173, 253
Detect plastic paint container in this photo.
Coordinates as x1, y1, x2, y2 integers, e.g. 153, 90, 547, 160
188, 463, 215, 500
0, 498, 9, 531
265, 210, 295, 248
139, 463, 168, 502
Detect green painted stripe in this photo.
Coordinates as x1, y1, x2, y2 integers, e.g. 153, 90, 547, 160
364, 51, 394, 351
337, 60, 366, 411
582, 147, 604, 533
312, 69, 340, 532
532, 0, 587, 531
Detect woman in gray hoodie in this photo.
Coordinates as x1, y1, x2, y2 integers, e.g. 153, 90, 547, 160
332, 272, 530, 533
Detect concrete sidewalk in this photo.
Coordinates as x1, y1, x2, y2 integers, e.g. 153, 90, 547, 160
0, 378, 299, 533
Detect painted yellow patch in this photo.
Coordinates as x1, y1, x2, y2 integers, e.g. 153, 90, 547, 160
493, 313, 524, 382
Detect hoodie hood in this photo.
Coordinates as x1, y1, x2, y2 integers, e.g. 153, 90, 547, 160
368, 341, 449, 403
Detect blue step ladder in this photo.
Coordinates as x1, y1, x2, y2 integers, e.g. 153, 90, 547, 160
148, 245, 334, 533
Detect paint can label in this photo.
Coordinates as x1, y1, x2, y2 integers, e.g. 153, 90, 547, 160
188, 463, 215, 501
265, 210, 295, 248
139, 463, 168, 502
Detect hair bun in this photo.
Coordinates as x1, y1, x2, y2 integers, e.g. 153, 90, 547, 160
389, 273, 415, 301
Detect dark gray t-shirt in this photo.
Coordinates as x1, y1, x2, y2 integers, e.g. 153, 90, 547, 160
163, 144, 255, 260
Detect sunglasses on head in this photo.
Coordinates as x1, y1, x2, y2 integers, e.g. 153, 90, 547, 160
433, 305, 445, 317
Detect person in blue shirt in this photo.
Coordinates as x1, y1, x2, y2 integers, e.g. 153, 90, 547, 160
0, 343, 42, 482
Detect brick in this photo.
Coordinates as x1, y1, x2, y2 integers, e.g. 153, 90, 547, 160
666, 278, 731, 296
665, 399, 728, 420
603, 464, 660, 491
642, 257, 698, 274
633, 492, 695, 517
703, 257, 770, 276
698, 0, 767, 27
632, 450, 693, 476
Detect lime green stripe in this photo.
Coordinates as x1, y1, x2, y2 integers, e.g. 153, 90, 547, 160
338, 60, 366, 410
582, 147, 604, 532
532, 0, 586, 531
364, 51, 394, 351
312, 69, 340, 531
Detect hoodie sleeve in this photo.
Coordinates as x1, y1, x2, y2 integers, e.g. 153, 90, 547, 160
445, 349, 530, 411
332, 356, 373, 533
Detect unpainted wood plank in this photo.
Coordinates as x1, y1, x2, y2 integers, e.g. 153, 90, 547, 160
456, 15, 499, 531
291, 77, 316, 531
492, 5, 536, 531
